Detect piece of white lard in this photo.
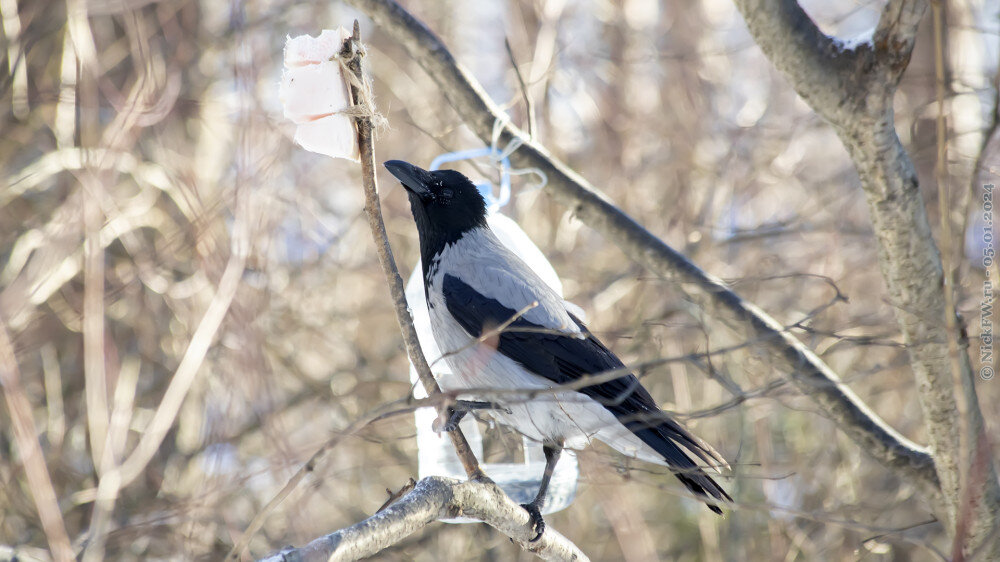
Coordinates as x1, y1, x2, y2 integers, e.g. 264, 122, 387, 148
279, 28, 360, 161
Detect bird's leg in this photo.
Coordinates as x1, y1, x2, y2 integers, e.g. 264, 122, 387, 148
435, 400, 510, 433
521, 443, 562, 542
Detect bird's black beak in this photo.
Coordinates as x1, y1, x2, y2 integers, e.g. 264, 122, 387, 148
384, 160, 433, 199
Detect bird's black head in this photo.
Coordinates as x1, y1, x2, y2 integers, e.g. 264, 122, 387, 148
384, 160, 488, 265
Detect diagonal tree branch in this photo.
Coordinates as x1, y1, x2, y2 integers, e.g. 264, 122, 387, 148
345, 0, 940, 497
734, 0, 999, 557
257, 476, 588, 562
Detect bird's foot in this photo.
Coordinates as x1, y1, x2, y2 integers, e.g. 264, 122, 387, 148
434, 400, 511, 433
433, 407, 464, 433
520, 501, 545, 542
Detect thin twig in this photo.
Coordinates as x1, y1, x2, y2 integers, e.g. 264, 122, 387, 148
431, 300, 539, 367
377, 477, 417, 513
504, 36, 535, 139
340, 20, 485, 481
228, 398, 431, 560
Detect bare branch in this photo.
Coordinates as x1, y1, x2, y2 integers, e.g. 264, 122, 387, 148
258, 476, 588, 562
431, 300, 539, 368
504, 36, 535, 139
345, 0, 938, 494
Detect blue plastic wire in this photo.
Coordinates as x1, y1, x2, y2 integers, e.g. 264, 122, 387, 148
429, 147, 511, 215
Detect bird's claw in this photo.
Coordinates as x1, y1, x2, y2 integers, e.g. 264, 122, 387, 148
521, 502, 545, 542
433, 406, 466, 433
435, 411, 460, 433
433, 400, 509, 433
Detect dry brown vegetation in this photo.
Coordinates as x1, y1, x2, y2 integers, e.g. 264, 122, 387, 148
1, 0, 998, 560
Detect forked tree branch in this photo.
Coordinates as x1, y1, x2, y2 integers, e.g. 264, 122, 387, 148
734, 0, 999, 556
258, 477, 588, 562
345, 0, 939, 497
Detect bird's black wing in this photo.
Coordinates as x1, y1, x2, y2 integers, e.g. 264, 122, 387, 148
442, 274, 731, 511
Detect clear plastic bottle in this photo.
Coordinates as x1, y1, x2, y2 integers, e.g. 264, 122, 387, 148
405, 213, 579, 522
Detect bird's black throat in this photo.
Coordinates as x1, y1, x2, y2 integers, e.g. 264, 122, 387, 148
407, 191, 487, 281
383, 160, 489, 282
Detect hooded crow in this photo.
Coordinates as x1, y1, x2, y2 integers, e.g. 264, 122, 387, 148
384, 160, 731, 539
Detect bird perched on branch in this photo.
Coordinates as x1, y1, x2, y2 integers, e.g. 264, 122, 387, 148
385, 160, 731, 540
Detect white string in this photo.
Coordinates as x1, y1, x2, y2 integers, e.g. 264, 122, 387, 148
491, 116, 547, 191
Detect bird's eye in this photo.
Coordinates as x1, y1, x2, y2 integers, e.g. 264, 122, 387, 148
440, 187, 454, 201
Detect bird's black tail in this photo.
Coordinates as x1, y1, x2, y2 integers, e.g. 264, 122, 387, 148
627, 418, 732, 514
